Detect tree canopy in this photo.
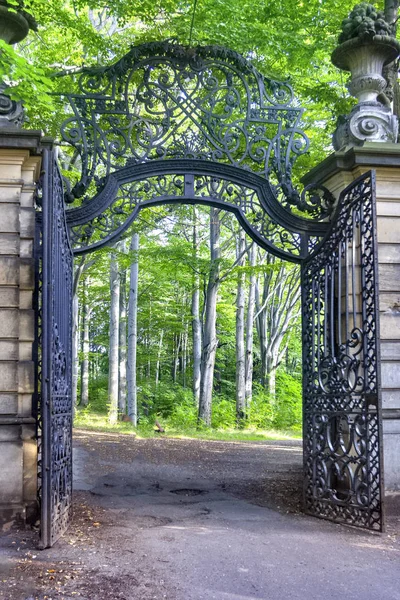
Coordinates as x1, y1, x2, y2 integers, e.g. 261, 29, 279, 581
2, 0, 390, 164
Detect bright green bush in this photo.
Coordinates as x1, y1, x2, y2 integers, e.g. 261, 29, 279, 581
85, 373, 109, 413
211, 396, 236, 429
272, 371, 302, 429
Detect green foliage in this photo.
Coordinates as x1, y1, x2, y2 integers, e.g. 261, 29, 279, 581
272, 372, 302, 430
85, 372, 109, 413
0, 40, 54, 118
210, 397, 236, 429
167, 396, 198, 429
137, 381, 194, 420
0, 0, 386, 158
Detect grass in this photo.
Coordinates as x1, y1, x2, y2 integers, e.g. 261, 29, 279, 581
73, 410, 302, 442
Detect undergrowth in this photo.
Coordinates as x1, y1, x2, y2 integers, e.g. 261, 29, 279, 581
74, 371, 302, 441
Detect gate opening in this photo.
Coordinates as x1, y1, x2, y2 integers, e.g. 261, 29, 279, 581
34, 41, 384, 547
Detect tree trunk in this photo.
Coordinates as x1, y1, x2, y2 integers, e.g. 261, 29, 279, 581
198, 208, 220, 426
182, 326, 188, 388
72, 293, 80, 409
127, 233, 139, 425
72, 258, 86, 409
172, 333, 181, 383
191, 206, 202, 404
235, 228, 246, 426
155, 329, 164, 386
80, 280, 90, 407
119, 269, 127, 415
108, 252, 120, 424
245, 243, 256, 407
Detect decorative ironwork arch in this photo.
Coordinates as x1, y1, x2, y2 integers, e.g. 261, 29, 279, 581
56, 41, 334, 258
35, 41, 384, 547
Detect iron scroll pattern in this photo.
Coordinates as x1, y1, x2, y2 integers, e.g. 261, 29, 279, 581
68, 168, 310, 259
301, 171, 383, 531
58, 41, 334, 251
38, 150, 74, 548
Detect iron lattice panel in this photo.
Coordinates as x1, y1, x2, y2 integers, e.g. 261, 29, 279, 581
39, 150, 74, 548
301, 171, 383, 531
56, 41, 333, 256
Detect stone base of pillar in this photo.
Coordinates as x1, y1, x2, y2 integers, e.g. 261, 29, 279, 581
304, 142, 400, 490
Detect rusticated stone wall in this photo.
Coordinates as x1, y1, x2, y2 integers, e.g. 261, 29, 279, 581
0, 131, 42, 529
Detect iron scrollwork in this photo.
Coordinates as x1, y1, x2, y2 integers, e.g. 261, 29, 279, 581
55, 41, 333, 254
37, 150, 74, 548
301, 171, 383, 531
69, 170, 304, 258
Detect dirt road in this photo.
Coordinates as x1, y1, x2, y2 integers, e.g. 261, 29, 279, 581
1, 431, 399, 600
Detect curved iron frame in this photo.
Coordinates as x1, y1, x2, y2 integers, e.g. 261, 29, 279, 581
67, 159, 329, 261
55, 40, 334, 259
35, 41, 383, 543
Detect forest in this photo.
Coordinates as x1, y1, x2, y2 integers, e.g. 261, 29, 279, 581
3, 0, 398, 437
73, 204, 303, 435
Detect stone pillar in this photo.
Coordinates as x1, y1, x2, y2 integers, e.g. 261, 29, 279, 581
304, 142, 400, 490
0, 130, 42, 529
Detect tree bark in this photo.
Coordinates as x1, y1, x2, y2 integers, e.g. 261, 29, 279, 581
235, 228, 246, 425
155, 329, 164, 386
108, 251, 120, 424
182, 326, 188, 387
80, 279, 90, 407
72, 258, 86, 409
172, 333, 181, 383
255, 257, 301, 397
119, 269, 127, 415
191, 207, 202, 404
245, 243, 256, 408
127, 233, 139, 425
198, 208, 220, 426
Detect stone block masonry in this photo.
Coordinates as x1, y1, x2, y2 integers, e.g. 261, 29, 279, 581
0, 131, 42, 530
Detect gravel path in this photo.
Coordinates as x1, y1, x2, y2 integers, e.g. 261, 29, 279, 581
0, 431, 399, 600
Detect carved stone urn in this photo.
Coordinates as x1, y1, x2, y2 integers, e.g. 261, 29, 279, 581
0, 1, 37, 128
0, 4, 30, 44
332, 34, 400, 149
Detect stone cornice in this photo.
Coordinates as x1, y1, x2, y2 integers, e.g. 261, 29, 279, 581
302, 143, 400, 186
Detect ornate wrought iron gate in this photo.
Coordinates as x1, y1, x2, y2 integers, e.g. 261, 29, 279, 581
301, 172, 383, 531
34, 42, 384, 547
37, 149, 74, 549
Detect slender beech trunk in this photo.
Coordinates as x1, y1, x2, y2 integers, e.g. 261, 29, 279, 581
191, 207, 202, 404
182, 326, 188, 388
72, 294, 80, 408
245, 243, 256, 407
80, 279, 90, 406
172, 334, 182, 383
119, 270, 127, 415
235, 228, 246, 425
255, 256, 301, 397
127, 233, 139, 425
198, 208, 220, 426
72, 258, 86, 409
146, 297, 152, 379
108, 252, 120, 424
155, 329, 164, 386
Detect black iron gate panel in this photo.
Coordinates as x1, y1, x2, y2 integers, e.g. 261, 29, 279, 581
301, 171, 383, 531
38, 149, 74, 548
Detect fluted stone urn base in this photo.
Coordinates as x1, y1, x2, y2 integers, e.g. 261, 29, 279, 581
332, 35, 400, 150
333, 101, 398, 150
